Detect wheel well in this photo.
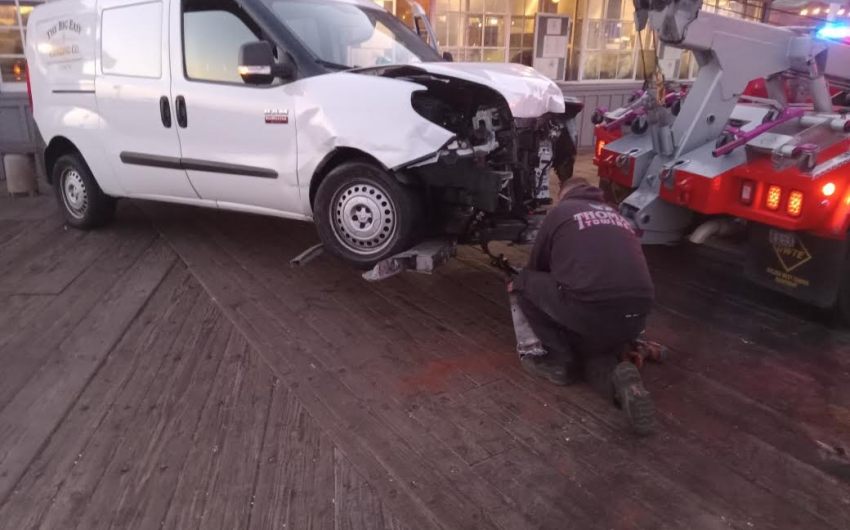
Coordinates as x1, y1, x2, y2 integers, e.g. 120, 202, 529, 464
309, 148, 387, 210
44, 136, 82, 184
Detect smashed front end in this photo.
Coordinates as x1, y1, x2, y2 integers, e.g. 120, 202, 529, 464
381, 68, 582, 245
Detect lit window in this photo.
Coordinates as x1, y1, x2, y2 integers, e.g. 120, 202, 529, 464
0, 1, 45, 91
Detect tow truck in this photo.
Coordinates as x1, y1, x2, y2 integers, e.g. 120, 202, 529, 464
593, 0, 850, 323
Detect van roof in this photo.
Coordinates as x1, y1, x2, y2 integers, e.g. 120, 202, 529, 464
30, 0, 386, 11
293, 0, 385, 7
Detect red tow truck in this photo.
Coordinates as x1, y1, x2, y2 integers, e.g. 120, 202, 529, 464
593, 0, 850, 323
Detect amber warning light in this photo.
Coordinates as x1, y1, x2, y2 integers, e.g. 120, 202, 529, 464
787, 190, 804, 217
595, 139, 606, 159
766, 185, 782, 210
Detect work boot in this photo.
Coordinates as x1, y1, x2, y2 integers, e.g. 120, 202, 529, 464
520, 354, 571, 386
612, 362, 657, 436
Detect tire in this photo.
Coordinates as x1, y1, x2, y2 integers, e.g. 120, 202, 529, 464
599, 178, 631, 205
670, 99, 682, 117
599, 178, 617, 205
52, 153, 116, 229
630, 115, 649, 135
313, 161, 422, 269
833, 261, 850, 327
590, 109, 605, 125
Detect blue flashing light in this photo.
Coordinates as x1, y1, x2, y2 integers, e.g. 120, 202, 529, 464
816, 23, 850, 41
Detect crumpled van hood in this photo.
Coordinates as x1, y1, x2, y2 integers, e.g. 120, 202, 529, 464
355, 62, 567, 119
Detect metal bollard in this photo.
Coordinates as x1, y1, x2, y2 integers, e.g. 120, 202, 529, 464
3, 154, 38, 196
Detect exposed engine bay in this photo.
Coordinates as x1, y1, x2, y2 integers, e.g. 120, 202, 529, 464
364, 66, 581, 246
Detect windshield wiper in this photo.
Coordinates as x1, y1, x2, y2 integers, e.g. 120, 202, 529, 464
315, 59, 354, 71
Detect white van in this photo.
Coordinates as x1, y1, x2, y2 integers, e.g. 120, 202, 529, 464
26, 0, 581, 267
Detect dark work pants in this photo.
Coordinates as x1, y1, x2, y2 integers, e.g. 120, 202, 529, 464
516, 270, 650, 397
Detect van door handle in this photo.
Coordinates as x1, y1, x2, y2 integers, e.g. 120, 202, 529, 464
175, 95, 187, 128
159, 96, 172, 128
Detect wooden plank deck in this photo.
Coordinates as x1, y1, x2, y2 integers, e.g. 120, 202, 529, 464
1, 155, 849, 529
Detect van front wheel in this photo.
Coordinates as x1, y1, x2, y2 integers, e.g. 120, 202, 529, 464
53, 153, 116, 229
314, 161, 421, 269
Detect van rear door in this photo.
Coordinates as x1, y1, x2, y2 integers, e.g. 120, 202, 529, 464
96, 0, 200, 200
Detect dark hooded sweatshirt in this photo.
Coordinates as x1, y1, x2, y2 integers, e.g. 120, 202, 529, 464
521, 179, 654, 303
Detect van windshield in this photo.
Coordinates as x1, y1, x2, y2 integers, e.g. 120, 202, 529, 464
262, 0, 441, 70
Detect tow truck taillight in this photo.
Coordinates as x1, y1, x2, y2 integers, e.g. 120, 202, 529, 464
766, 185, 782, 211
740, 180, 755, 205
822, 182, 836, 197
787, 190, 804, 217
595, 139, 606, 159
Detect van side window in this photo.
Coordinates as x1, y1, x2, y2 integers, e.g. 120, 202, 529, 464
101, 1, 163, 78
183, 0, 261, 84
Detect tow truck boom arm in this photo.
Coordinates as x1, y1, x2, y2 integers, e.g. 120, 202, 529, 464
635, 0, 849, 156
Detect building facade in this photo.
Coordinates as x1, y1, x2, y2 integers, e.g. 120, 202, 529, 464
0, 0, 35, 92
0, 0, 782, 93
0, 0, 829, 162
381, 0, 767, 83
0, 0, 37, 185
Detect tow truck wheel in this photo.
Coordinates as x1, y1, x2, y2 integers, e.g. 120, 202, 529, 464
600, 178, 617, 204
52, 153, 116, 229
591, 109, 605, 125
670, 99, 682, 117
833, 264, 850, 327
599, 178, 632, 205
630, 116, 649, 135
314, 161, 421, 269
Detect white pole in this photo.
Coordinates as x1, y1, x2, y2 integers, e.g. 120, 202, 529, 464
828, 3, 840, 20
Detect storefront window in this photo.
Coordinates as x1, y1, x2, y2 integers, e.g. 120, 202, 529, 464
575, 0, 638, 80
508, 0, 537, 64
704, 0, 763, 20
379, 0, 769, 82
380, 0, 433, 31
0, 0, 40, 91
463, 2, 508, 61
575, 0, 764, 81
766, 2, 831, 27
432, 0, 540, 63
433, 0, 461, 58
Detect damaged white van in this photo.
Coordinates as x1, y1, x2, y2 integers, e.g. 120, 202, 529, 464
26, 0, 581, 267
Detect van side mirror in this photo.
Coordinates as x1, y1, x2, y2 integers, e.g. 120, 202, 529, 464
442, 51, 454, 62
238, 41, 295, 85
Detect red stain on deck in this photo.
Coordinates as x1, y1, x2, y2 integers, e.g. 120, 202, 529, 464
398, 353, 514, 395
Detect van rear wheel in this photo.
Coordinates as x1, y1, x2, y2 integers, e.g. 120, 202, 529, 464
53, 153, 116, 229
314, 161, 421, 269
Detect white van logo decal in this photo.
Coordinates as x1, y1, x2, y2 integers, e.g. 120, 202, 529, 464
40, 18, 85, 62
46, 19, 82, 39
264, 109, 289, 124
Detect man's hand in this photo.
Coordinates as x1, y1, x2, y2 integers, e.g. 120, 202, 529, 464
506, 281, 515, 293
